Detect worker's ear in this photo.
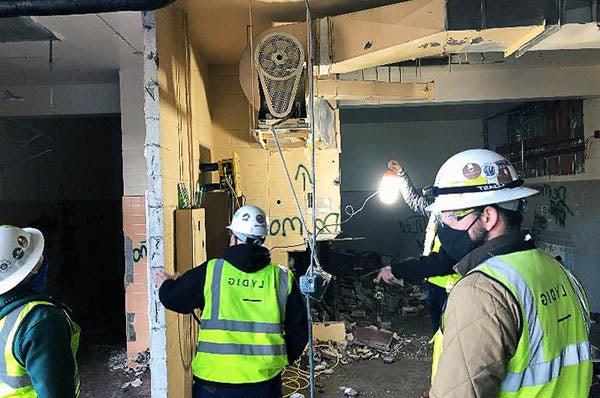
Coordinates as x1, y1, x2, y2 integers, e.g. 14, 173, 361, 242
479, 206, 499, 232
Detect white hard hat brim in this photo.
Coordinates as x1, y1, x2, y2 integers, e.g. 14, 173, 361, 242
425, 186, 539, 213
0, 228, 45, 295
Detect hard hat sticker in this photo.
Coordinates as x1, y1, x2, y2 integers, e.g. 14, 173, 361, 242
17, 236, 29, 249
0, 261, 12, 272
483, 163, 498, 178
462, 163, 482, 180
496, 161, 512, 184
12, 248, 24, 260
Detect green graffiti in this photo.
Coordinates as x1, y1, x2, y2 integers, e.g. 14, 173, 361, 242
294, 164, 312, 192
269, 213, 340, 237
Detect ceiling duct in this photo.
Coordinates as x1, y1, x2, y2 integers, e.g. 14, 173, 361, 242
0, 0, 176, 18
0, 17, 59, 42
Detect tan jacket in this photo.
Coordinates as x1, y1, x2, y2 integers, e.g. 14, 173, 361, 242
430, 232, 531, 398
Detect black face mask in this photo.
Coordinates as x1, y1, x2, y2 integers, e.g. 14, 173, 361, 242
436, 215, 483, 261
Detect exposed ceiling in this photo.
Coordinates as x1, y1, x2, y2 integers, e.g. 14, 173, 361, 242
0, 12, 142, 86
177, 0, 406, 64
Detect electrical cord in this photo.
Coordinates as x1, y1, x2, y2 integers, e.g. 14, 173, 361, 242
316, 190, 380, 238
270, 126, 321, 269
269, 242, 308, 252
282, 344, 341, 398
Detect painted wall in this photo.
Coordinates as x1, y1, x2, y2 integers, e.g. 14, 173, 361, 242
338, 115, 483, 259
120, 64, 147, 196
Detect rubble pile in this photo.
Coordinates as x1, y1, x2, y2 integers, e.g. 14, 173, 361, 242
318, 271, 427, 325
310, 324, 432, 372
108, 349, 150, 390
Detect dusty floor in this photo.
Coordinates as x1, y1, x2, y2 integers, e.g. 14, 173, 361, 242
285, 316, 433, 398
78, 316, 600, 397
79, 345, 151, 398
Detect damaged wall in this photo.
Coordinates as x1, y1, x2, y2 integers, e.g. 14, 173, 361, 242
522, 98, 600, 311
208, 64, 341, 266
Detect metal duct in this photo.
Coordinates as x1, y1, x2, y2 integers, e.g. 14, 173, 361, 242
0, 0, 177, 18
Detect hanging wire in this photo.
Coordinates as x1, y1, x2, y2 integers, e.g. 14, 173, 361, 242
303, 1, 317, 397
48, 39, 54, 109
270, 126, 320, 268
248, 0, 257, 130
316, 189, 380, 238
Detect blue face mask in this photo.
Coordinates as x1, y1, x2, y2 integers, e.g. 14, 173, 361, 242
27, 257, 49, 294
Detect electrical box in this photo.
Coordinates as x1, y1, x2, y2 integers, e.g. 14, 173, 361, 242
176, 208, 207, 271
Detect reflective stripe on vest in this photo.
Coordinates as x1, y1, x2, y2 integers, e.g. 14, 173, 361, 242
0, 301, 80, 398
197, 342, 287, 356
425, 219, 461, 291
0, 304, 31, 389
196, 259, 289, 357
483, 257, 590, 392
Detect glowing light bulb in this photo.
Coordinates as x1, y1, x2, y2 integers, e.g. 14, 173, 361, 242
379, 170, 400, 205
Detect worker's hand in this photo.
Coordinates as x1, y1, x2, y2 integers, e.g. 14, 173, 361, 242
421, 390, 430, 398
387, 160, 403, 174
153, 270, 174, 287
374, 266, 398, 285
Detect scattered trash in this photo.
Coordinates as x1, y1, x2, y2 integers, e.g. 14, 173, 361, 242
382, 355, 395, 364
353, 326, 394, 351
130, 378, 143, 388
290, 393, 305, 398
340, 386, 359, 397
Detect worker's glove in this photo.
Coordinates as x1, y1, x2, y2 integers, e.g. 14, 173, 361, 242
374, 266, 400, 285
387, 160, 403, 174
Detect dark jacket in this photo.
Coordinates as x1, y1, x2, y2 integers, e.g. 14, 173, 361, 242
159, 244, 308, 382
0, 289, 78, 398
390, 248, 456, 281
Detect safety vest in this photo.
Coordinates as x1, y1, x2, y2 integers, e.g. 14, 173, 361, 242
423, 216, 461, 292
192, 259, 293, 384
431, 249, 592, 397
0, 301, 80, 397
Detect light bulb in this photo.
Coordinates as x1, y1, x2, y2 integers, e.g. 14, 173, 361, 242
379, 171, 400, 205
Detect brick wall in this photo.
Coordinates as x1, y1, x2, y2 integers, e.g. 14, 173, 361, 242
122, 195, 150, 362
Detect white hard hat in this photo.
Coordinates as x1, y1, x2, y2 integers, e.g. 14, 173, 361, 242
0, 226, 44, 295
425, 149, 538, 212
227, 205, 269, 243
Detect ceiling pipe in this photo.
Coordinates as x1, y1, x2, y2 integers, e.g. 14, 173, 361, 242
0, 0, 177, 18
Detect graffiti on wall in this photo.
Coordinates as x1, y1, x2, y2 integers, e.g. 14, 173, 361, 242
294, 164, 312, 192
534, 184, 574, 228
398, 215, 428, 249
133, 240, 147, 263
269, 213, 340, 237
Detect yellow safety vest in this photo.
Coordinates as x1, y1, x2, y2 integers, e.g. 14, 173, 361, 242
423, 216, 461, 292
0, 301, 80, 398
192, 259, 293, 384
431, 249, 592, 397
